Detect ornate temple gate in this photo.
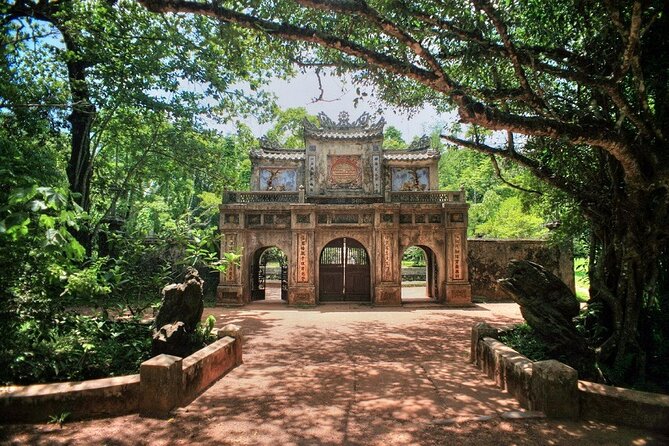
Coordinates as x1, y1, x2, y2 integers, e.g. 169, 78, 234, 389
216, 111, 472, 307
319, 238, 370, 302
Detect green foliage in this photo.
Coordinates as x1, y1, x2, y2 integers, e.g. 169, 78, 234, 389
498, 324, 550, 362
0, 307, 152, 385
190, 315, 217, 350
383, 126, 407, 149
402, 246, 426, 267
48, 412, 71, 427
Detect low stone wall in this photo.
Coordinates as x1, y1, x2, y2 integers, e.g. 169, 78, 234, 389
468, 239, 574, 301
0, 375, 140, 423
471, 323, 669, 432
0, 326, 243, 423
579, 380, 669, 432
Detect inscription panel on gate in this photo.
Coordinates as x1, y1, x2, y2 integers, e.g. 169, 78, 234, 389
225, 234, 237, 283
328, 155, 362, 189
298, 233, 309, 283
382, 233, 393, 281
452, 232, 463, 280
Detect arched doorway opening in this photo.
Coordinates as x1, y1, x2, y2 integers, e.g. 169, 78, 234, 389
251, 246, 288, 301
401, 245, 438, 302
319, 237, 370, 302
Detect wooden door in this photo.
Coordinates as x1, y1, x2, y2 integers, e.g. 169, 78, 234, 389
319, 238, 370, 302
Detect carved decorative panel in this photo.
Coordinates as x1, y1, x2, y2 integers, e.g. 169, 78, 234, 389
399, 214, 412, 224
296, 214, 311, 224
274, 213, 291, 226
332, 214, 358, 224
382, 233, 393, 281
452, 232, 463, 280
308, 155, 316, 193
298, 233, 309, 283
259, 168, 297, 191
224, 234, 237, 283
224, 213, 239, 224
247, 214, 261, 226
327, 155, 362, 189
391, 167, 429, 191
372, 154, 381, 193
382, 213, 394, 223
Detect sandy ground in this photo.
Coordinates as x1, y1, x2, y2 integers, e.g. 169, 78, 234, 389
1, 302, 667, 446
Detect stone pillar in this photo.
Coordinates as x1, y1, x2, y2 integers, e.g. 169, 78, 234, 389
445, 207, 472, 305
470, 322, 499, 363
139, 354, 182, 418
373, 205, 401, 305
530, 360, 579, 419
290, 205, 316, 305
216, 230, 244, 305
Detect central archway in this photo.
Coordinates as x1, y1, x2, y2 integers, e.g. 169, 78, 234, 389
319, 237, 370, 302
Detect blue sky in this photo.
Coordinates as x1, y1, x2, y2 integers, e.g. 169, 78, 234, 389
217, 70, 457, 141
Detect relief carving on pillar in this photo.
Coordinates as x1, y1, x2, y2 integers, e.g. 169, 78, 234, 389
224, 234, 237, 283
452, 232, 463, 280
382, 233, 393, 281
298, 232, 309, 283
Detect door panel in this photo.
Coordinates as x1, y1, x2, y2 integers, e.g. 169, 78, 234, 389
319, 238, 370, 302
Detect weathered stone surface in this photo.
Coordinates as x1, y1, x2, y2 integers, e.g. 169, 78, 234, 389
530, 360, 579, 419
155, 267, 204, 330
468, 239, 574, 301
470, 322, 498, 363
152, 268, 205, 357
139, 354, 182, 418
498, 260, 593, 374
501, 410, 546, 419
579, 380, 669, 433
152, 321, 191, 358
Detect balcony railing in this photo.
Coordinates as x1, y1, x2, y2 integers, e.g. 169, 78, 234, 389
223, 191, 301, 203
389, 191, 464, 203
223, 190, 465, 204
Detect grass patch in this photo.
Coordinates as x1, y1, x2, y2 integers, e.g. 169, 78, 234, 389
574, 257, 590, 302
498, 323, 550, 361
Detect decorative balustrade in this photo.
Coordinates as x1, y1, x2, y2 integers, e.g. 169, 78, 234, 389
223, 190, 465, 204
224, 191, 301, 204
389, 191, 465, 203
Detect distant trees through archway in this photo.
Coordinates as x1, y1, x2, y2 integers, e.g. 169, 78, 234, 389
401, 245, 437, 302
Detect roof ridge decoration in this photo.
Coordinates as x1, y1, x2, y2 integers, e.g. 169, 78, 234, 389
303, 111, 386, 140
407, 135, 432, 152
259, 136, 283, 150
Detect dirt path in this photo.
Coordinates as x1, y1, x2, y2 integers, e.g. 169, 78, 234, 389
2, 303, 666, 445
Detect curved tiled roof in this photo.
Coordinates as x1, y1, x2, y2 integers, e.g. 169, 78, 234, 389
383, 149, 441, 161
303, 111, 385, 140
250, 148, 305, 161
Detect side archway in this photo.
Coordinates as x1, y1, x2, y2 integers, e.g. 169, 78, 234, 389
401, 245, 439, 301
250, 246, 288, 302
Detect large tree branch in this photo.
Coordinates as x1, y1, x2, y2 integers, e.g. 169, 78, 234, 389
296, 0, 454, 90
138, 0, 445, 91
473, 0, 546, 113
137, 0, 645, 184
441, 134, 598, 205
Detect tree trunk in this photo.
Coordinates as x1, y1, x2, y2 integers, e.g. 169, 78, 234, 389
61, 34, 96, 251
588, 185, 669, 386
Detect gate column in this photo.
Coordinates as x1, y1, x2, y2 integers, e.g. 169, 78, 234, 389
445, 207, 472, 305
217, 208, 245, 304
374, 204, 402, 306
290, 205, 316, 305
